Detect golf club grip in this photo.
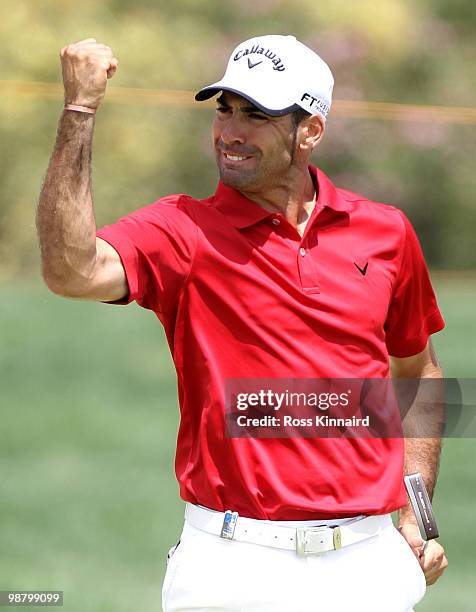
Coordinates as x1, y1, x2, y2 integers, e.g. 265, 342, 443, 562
404, 472, 439, 540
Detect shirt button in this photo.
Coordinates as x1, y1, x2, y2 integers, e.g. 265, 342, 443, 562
272, 217, 280, 225
299, 247, 306, 256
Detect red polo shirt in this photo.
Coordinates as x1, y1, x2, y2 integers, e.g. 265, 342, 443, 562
96, 165, 444, 519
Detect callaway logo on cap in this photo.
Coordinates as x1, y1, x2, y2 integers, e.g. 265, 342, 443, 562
195, 35, 334, 121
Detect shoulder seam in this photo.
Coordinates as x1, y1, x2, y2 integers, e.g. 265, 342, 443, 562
389, 209, 408, 296
340, 191, 402, 213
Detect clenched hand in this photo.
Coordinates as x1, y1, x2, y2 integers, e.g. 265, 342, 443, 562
60, 38, 118, 109
399, 522, 448, 586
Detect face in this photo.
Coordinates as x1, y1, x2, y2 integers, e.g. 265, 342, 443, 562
213, 91, 300, 191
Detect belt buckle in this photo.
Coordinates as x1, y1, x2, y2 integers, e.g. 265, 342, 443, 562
296, 525, 342, 556
220, 510, 239, 540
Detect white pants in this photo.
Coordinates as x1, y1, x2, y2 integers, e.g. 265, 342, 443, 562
162, 511, 426, 612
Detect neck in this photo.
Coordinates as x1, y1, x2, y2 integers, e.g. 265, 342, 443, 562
238, 166, 316, 230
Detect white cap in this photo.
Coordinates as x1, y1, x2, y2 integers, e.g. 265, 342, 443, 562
195, 35, 334, 121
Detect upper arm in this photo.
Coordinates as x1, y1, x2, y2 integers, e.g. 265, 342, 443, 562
86, 237, 129, 302
44, 237, 129, 302
385, 211, 445, 357
94, 197, 198, 311
389, 339, 442, 378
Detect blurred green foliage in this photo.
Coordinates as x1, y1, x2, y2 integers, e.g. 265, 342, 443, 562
0, 0, 475, 280
0, 278, 475, 611
1, 3, 475, 610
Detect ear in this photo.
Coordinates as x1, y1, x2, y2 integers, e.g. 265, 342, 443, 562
299, 115, 325, 152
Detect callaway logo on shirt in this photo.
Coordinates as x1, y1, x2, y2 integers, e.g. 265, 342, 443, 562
354, 261, 369, 276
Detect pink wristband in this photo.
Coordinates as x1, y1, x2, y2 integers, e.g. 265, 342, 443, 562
64, 104, 96, 114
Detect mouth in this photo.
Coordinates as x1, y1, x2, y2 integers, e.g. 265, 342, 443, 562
223, 152, 253, 162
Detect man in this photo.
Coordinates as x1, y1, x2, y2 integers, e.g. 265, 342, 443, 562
37, 34, 448, 611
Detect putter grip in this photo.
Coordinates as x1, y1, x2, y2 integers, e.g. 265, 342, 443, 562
404, 472, 439, 540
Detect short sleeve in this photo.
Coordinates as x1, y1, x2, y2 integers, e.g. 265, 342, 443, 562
384, 211, 445, 357
96, 195, 197, 312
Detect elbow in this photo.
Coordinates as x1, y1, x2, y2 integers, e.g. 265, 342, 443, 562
40, 262, 62, 295
40, 266, 90, 299
41, 269, 72, 297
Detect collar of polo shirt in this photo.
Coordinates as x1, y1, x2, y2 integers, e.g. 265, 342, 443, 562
213, 166, 352, 229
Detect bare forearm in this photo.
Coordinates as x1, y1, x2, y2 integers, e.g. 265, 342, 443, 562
37, 110, 98, 293
400, 437, 441, 524
399, 367, 444, 525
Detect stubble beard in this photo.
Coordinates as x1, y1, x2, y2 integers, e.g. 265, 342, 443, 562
218, 163, 261, 189
216, 150, 295, 192
215, 123, 299, 191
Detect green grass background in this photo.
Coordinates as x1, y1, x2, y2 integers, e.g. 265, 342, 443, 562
1, 276, 475, 611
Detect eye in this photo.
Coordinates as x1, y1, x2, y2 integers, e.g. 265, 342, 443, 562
249, 112, 268, 121
216, 106, 230, 115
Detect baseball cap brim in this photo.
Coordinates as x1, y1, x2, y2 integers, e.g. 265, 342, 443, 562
195, 83, 300, 117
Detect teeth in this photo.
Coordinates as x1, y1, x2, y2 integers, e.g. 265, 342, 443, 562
225, 154, 248, 161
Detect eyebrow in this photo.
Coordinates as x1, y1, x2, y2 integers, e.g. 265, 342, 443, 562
216, 95, 268, 115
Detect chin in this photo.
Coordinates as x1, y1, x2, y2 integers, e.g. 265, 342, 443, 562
219, 167, 259, 190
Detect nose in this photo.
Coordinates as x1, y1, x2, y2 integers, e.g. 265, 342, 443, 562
219, 113, 246, 146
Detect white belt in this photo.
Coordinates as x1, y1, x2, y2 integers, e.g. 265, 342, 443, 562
185, 503, 391, 556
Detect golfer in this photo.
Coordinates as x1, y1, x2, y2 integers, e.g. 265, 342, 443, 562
37, 35, 448, 611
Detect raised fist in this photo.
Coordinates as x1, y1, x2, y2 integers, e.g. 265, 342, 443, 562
60, 38, 118, 109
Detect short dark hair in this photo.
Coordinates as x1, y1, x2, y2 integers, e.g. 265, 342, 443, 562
290, 107, 311, 128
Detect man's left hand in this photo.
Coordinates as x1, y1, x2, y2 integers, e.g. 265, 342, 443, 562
399, 522, 448, 585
